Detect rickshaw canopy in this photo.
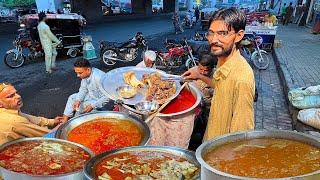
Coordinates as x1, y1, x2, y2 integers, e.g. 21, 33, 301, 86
19, 13, 86, 27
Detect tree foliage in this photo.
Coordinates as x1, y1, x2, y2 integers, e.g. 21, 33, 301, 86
3, 0, 36, 7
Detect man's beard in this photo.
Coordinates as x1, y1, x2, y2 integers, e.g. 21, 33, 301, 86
210, 43, 233, 57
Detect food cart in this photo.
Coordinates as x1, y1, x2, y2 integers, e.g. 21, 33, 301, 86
244, 25, 277, 51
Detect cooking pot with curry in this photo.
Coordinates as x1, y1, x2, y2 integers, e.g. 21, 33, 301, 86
196, 130, 320, 180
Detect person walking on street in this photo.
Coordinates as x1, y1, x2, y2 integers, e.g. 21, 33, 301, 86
195, 7, 200, 23
183, 8, 255, 141
37, 12, 61, 74
172, 11, 184, 34
284, 2, 294, 25
281, 3, 287, 24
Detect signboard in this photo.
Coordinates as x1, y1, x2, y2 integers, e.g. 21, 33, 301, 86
36, 0, 56, 13
245, 25, 277, 35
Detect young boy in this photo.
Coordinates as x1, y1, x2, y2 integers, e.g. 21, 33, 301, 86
189, 53, 217, 150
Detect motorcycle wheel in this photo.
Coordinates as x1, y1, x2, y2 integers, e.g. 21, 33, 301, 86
4, 52, 25, 68
101, 49, 116, 66
252, 51, 270, 70
185, 57, 199, 70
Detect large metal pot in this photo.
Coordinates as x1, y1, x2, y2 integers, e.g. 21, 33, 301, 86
121, 83, 202, 120
196, 130, 320, 180
55, 111, 150, 151
84, 146, 200, 179
0, 137, 94, 180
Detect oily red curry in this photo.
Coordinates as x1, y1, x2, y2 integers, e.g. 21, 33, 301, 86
95, 151, 199, 180
67, 118, 143, 154
161, 89, 196, 114
0, 140, 90, 175
204, 138, 320, 178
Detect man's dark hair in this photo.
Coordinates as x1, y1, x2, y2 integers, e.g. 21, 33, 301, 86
38, 11, 46, 22
74, 59, 91, 68
199, 53, 217, 68
284, 3, 287, 6
289, 2, 292, 5
209, 7, 246, 33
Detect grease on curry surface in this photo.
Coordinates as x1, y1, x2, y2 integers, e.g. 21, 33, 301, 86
95, 151, 199, 180
204, 138, 320, 178
67, 118, 143, 154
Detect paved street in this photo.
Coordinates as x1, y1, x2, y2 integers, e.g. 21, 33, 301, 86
254, 56, 292, 131
274, 24, 320, 134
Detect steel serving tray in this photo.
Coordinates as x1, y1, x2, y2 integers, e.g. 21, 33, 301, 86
100, 66, 181, 105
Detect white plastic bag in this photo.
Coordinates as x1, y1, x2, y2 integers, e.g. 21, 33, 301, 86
297, 108, 320, 129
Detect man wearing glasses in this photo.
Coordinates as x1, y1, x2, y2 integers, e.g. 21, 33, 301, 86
0, 83, 64, 145
183, 8, 255, 141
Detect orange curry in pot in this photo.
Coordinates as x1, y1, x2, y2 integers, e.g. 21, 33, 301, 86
67, 118, 143, 154
0, 140, 90, 176
204, 138, 320, 178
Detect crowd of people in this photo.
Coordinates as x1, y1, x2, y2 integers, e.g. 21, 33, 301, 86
1, 8, 256, 151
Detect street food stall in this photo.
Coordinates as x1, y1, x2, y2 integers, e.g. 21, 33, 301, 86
1, 69, 320, 179
244, 25, 277, 51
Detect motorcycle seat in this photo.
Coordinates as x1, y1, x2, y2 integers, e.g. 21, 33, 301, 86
100, 41, 123, 49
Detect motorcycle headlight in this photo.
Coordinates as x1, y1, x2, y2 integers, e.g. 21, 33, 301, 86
12, 40, 17, 47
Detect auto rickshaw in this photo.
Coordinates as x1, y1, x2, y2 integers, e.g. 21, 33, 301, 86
4, 13, 86, 68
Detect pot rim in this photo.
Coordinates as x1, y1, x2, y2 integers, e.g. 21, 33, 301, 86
84, 145, 200, 180
0, 137, 94, 177
195, 130, 320, 180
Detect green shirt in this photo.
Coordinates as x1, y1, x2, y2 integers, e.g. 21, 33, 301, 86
281, 6, 287, 15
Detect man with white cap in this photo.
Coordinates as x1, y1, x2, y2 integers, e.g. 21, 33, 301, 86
136, 50, 157, 68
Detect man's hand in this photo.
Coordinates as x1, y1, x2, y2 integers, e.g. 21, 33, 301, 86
54, 116, 68, 125
83, 105, 94, 113
72, 101, 81, 111
182, 66, 200, 80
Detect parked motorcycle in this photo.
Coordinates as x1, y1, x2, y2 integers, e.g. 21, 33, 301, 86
155, 38, 198, 69
100, 32, 147, 66
182, 13, 196, 28
240, 32, 270, 70
4, 25, 45, 68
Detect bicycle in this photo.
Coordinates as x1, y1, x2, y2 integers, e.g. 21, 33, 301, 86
240, 32, 270, 70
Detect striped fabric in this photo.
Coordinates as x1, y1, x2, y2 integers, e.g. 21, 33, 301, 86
203, 50, 255, 141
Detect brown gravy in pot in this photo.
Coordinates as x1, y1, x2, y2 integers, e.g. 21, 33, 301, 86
204, 138, 320, 178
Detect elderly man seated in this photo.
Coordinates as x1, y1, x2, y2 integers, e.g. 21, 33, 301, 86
60, 59, 109, 122
136, 50, 157, 68
0, 82, 64, 145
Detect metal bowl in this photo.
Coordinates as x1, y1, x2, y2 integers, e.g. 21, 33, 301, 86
134, 101, 159, 114
196, 130, 320, 180
55, 111, 150, 153
116, 85, 137, 99
84, 146, 200, 180
0, 137, 94, 180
